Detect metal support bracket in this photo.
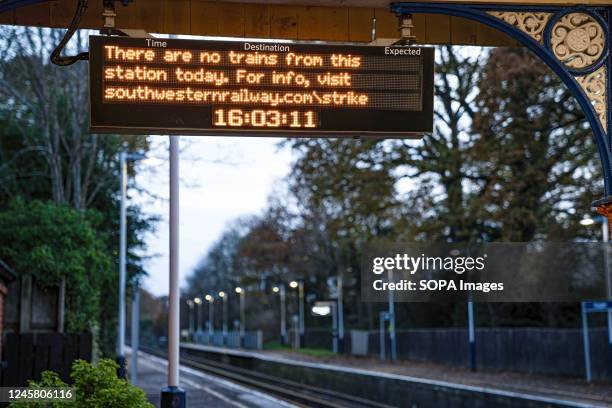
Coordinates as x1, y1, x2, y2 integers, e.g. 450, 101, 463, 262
396, 14, 418, 45
102, 0, 116, 29
391, 3, 612, 207
100, 0, 135, 35
100, 29, 154, 38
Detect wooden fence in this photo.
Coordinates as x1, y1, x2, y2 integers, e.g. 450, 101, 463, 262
0, 332, 92, 386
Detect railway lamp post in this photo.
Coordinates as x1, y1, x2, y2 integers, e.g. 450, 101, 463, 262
312, 301, 338, 353
580, 214, 612, 374
273, 285, 287, 345
160, 63, 184, 408
130, 282, 140, 386
117, 150, 145, 379
205, 294, 214, 341
289, 280, 305, 347
194, 297, 202, 335
186, 299, 195, 340
378, 272, 396, 362
328, 276, 345, 353
219, 291, 228, 346
387, 272, 396, 362
337, 275, 345, 354
235, 287, 246, 348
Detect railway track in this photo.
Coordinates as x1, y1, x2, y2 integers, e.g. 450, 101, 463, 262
140, 346, 395, 408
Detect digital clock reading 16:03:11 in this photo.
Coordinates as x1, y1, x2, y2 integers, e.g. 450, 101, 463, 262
213, 109, 318, 129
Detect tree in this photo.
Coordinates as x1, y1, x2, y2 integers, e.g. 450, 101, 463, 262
0, 27, 156, 356
283, 137, 407, 327
0, 199, 111, 332
467, 47, 601, 326
0, 27, 143, 208
399, 46, 486, 243
184, 46, 604, 331
471, 46, 602, 242
185, 221, 246, 298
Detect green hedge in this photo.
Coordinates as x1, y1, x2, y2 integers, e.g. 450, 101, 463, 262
9, 359, 153, 408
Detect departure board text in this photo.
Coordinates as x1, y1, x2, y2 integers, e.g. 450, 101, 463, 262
89, 36, 434, 137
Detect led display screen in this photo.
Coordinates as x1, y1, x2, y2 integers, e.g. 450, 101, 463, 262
89, 36, 434, 137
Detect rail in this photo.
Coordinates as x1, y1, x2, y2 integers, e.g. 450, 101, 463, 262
139, 346, 394, 408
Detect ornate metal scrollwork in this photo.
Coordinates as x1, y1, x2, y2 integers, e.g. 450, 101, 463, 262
550, 12, 605, 71
487, 12, 552, 43
488, 9, 608, 131
576, 66, 607, 130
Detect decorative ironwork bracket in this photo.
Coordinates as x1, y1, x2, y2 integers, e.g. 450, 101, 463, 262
391, 3, 612, 205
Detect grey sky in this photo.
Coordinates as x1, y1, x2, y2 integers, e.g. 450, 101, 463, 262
135, 136, 293, 296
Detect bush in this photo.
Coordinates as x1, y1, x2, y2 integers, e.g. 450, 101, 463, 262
9, 359, 153, 408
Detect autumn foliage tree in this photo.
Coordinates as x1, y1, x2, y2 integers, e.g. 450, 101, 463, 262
185, 46, 603, 331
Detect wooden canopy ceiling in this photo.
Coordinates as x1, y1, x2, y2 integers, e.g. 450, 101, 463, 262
0, 0, 605, 46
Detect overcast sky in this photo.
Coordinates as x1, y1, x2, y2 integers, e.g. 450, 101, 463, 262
134, 136, 293, 296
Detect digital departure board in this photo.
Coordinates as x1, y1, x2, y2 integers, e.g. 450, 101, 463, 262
89, 36, 434, 137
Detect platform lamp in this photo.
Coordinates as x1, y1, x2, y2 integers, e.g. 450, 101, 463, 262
235, 287, 246, 348
186, 299, 195, 340
219, 291, 228, 346
117, 150, 146, 380
289, 280, 305, 347
205, 294, 214, 338
273, 284, 287, 345
193, 297, 202, 334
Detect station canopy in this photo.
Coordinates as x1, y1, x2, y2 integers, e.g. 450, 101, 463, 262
1, 0, 606, 47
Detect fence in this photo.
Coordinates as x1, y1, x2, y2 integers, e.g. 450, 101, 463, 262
303, 329, 333, 349
362, 327, 611, 381
193, 330, 263, 350
0, 332, 92, 386
294, 327, 610, 381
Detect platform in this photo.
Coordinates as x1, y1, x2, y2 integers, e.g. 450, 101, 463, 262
181, 343, 612, 407
132, 350, 296, 408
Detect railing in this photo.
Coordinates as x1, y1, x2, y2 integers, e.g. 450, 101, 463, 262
355, 327, 611, 381
191, 330, 263, 350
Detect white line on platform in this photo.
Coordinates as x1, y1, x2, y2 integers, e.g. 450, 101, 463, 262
181, 377, 249, 408
137, 350, 297, 408
139, 357, 247, 408
182, 344, 605, 408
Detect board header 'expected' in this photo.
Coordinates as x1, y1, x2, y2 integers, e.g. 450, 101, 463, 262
89, 36, 434, 137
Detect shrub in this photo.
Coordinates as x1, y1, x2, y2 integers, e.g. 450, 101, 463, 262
9, 359, 153, 408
